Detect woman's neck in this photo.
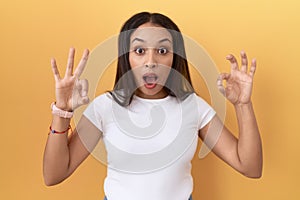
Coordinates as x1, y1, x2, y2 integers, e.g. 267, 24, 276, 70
135, 89, 168, 99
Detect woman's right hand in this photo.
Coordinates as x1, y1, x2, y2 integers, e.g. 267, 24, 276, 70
51, 47, 90, 111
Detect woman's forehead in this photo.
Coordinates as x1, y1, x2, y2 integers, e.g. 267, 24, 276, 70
130, 25, 172, 44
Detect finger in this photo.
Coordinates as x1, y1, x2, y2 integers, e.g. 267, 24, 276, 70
77, 79, 89, 106
249, 58, 257, 77
80, 79, 89, 97
74, 49, 89, 77
240, 50, 248, 72
65, 47, 75, 77
78, 96, 90, 106
226, 54, 239, 72
217, 73, 230, 96
51, 58, 61, 81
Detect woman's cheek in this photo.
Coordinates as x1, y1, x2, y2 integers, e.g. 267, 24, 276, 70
129, 53, 143, 69
159, 54, 173, 68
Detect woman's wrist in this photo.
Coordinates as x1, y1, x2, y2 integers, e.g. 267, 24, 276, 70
51, 102, 74, 118
55, 102, 72, 112
48, 125, 72, 135
234, 101, 253, 108
234, 101, 254, 116
50, 115, 72, 135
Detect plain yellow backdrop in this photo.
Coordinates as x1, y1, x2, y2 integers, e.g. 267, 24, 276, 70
0, 0, 299, 199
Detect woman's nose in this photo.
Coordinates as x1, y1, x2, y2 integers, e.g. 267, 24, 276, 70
145, 49, 157, 68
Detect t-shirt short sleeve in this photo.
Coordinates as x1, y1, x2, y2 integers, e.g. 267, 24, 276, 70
82, 94, 107, 132
195, 94, 216, 130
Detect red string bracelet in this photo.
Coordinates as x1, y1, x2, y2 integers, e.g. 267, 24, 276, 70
48, 125, 72, 135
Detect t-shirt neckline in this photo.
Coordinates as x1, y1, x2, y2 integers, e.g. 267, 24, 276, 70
133, 94, 171, 102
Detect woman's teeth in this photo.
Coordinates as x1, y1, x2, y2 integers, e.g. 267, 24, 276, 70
142, 74, 158, 89
143, 75, 158, 84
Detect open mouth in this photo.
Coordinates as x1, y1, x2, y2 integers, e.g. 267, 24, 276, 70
142, 74, 158, 89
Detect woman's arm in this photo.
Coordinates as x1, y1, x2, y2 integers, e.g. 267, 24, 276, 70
43, 115, 102, 186
43, 48, 102, 186
199, 106, 262, 178
199, 51, 263, 178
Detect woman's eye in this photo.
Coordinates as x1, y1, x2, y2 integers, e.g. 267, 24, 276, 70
134, 47, 145, 54
158, 47, 168, 54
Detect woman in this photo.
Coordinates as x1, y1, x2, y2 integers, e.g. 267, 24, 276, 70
43, 12, 263, 200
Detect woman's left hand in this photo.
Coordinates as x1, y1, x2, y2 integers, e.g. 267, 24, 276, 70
217, 51, 256, 105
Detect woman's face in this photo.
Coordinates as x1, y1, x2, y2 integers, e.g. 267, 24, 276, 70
129, 22, 173, 99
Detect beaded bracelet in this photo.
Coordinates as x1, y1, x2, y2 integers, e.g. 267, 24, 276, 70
48, 125, 72, 135
51, 102, 73, 118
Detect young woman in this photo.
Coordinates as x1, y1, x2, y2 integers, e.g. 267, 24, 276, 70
43, 12, 263, 200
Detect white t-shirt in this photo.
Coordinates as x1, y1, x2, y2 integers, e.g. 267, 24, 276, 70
83, 92, 216, 200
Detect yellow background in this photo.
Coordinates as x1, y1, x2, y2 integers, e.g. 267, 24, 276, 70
0, 0, 299, 199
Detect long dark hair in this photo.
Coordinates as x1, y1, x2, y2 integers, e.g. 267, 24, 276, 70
111, 12, 194, 106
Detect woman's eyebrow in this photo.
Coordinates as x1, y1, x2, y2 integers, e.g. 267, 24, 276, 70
131, 38, 145, 43
131, 38, 172, 44
158, 38, 172, 43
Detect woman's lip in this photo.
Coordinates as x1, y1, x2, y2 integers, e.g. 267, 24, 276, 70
142, 73, 158, 78
144, 83, 157, 89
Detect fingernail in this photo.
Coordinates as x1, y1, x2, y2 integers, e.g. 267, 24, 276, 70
82, 91, 87, 96
85, 49, 90, 56
226, 55, 232, 59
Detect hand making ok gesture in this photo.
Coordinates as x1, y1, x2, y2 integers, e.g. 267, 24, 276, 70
217, 51, 257, 106
51, 48, 90, 111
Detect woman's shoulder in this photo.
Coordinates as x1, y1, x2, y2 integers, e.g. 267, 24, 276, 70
184, 92, 208, 103
186, 93, 213, 108
91, 92, 114, 104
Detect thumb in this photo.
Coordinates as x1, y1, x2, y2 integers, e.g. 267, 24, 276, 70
78, 96, 90, 105
71, 96, 90, 110
71, 79, 90, 109
80, 79, 89, 97
217, 73, 230, 96
78, 79, 89, 106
